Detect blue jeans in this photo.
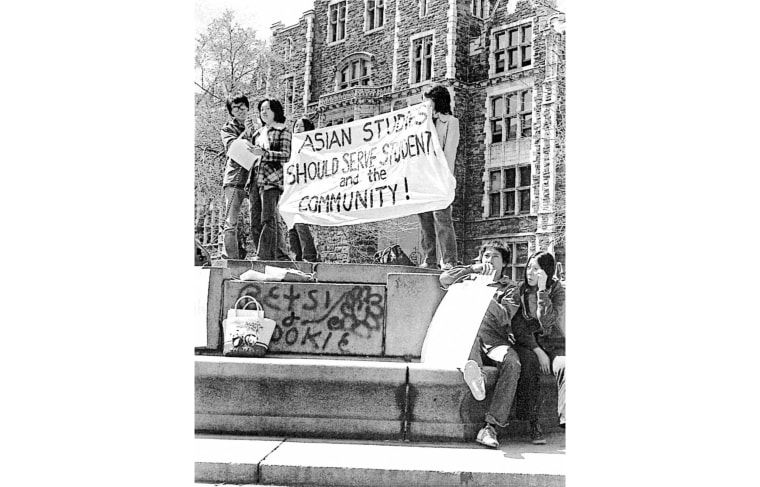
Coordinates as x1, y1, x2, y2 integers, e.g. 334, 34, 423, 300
221, 186, 247, 259
288, 224, 318, 261
249, 184, 289, 260
468, 338, 521, 428
418, 205, 457, 266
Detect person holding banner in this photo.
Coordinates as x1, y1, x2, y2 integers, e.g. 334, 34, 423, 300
288, 117, 320, 262
418, 85, 460, 269
439, 241, 522, 448
248, 99, 292, 261
219, 92, 256, 260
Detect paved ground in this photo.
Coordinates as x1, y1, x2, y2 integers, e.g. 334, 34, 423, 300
196, 430, 565, 486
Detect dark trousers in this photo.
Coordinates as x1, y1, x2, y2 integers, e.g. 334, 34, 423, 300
513, 344, 541, 423
249, 184, 289, 260
288, 223, 318, 261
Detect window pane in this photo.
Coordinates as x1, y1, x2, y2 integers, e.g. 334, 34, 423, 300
522, 46, 532, 66
495, 52, 505, 72
521, 113, 532, 137
415, 60, 422, 83
507, 116, 518, 140
522, 90, 532, 112
509, 28, 518, 46
516, 242, 529, 263
414, 42, 422, 60
369, 11, 375, 29
425, 57, 432, 80
514, 266, 525, 281
508, 49, 518, 69
489, 193, 501, 217
519, 166, 531, 186
490, 169, 502, 189
519, 189, 530, 213
505, 191, 515, 213
495, 32, 505, 50
491, 120, 502, 142
505, 167, 516, 188
507, 94, 518, 114
522, 25, 532, 43
362, 60, 369, 76
425, 39, 432, 55
492, 97, 503, 117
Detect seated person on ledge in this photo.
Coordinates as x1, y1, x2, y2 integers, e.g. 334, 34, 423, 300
439, 240, 522, 448
510, 251, 565, 434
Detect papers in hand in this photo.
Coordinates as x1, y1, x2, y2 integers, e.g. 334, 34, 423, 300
472, 271, 497, 285
227, 138, 260, 171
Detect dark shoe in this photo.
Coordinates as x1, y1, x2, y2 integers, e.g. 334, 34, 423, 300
530, 421, 546, 445
476, 424, 500, 448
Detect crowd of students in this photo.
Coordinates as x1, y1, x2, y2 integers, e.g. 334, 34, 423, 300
217, 87, 565, 448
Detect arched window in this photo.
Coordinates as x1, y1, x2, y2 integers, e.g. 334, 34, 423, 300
335, 53, 373, 91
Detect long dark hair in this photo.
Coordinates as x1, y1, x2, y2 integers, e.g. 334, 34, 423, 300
520, 250, 556, 319
423, 85, 453, 115
257, 98, 286, 124
293, 117, 315, 133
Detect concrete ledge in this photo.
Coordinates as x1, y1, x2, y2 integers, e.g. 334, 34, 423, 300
385, 273, 445, 358
407, 364, 560, 442
313, 262, 441, 284
196, 357, 407, 440
194, 436, 282, 484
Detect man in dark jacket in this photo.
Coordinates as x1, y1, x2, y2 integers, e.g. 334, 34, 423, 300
219, 92, 255, 259
439, 241, 521, 448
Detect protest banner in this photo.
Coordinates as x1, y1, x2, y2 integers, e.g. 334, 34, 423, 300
279, 101, 456, 228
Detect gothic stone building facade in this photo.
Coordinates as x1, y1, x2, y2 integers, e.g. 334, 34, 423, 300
264, 0, 565, 279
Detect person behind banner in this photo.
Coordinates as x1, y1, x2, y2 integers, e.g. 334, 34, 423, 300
418, 85, 460, 270
219, 92, 255, 260
439, 240, 522, 448
248, 99, 292, 261
288, 117, 320, 262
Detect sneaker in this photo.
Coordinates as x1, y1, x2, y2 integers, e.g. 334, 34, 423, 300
530, 421, 546, 445
441, 262, 454, 271
419, 262, 439, 269
462, 360, 486, 401
476, 424, 500, 448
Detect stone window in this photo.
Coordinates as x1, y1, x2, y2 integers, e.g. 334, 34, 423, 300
365, 0, 385, 31
328, 1, 347, 43
420, 0, 429, 17
283, 76, 296, 115
504, 241, 530, 280
472, 0, 488, 18
489, 88, 532, 143
493, 22, 532, 74
410, 34, 434, 85
488, 164, 532, 216
335, 54, 372, 90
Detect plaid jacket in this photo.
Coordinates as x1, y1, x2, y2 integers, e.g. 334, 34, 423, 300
251, 125, 292, 191
220, 118, 251, 188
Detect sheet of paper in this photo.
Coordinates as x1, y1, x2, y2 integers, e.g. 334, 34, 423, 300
227, 138, 259, 171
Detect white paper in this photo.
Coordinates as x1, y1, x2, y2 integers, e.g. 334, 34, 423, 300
227, 138, 260, 171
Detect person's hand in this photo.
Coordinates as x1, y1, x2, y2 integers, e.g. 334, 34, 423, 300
534, 347, 551, 374
250, 145, 267, 156
536, 269, 548, 291
472, 262, 494, 275
244, 118, 254, 132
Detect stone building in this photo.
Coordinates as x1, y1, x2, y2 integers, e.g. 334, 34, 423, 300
212, 0, 566, 276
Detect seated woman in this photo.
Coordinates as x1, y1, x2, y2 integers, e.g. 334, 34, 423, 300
439, 241, 521, 448
509, 251, 566, 442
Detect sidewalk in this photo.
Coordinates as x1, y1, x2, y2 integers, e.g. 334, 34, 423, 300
196, 431, 565, 486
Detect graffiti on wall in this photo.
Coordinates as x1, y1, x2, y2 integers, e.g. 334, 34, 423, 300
233, 283, 385, 354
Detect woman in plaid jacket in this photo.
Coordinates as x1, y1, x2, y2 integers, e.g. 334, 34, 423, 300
249, 99, 292, 261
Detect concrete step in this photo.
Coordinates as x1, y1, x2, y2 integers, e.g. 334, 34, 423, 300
196, 356, 560, 442
195, 434, 565, 486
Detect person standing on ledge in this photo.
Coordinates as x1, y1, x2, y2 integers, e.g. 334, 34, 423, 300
418, 85, 460, 270
288, 117, 320, 262
219, 92, 255, 260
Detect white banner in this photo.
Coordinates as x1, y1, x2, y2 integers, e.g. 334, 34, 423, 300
279, 101, 456, 228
